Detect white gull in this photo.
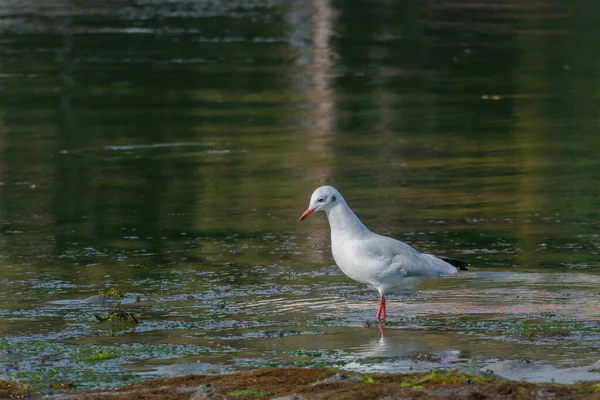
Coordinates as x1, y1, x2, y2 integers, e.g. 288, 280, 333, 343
299, 185, 468, 321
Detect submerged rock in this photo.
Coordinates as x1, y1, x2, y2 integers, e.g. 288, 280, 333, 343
313, 373, 360, 384
81, 288, 123, 305
482, 359, 600, 384
0, 351, 26, 362
187, 384, 214, 399
80, 294, 110, 304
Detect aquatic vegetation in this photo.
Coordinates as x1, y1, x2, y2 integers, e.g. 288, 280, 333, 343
0, 338, 226, 391
99, 288, 123, 299
94, 310, 141, 324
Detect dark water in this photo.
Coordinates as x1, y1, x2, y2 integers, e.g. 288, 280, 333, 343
1, 0, 600, 389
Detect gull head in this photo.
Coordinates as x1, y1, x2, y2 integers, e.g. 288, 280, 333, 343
299, 186, 341, 221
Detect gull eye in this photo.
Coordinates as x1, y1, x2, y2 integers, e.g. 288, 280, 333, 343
317, 197, 325, 203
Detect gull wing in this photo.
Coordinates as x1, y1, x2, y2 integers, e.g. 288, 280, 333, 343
359, 234, 461, 278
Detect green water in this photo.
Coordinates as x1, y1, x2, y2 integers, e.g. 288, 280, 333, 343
1, 0, 600, 390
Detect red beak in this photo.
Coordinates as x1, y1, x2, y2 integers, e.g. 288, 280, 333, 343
299, 208, 315, 221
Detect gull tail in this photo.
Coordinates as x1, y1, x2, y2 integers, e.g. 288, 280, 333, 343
436, 256, 469, 271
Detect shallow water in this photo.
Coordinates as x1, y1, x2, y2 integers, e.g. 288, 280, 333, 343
1, 0, 600, 389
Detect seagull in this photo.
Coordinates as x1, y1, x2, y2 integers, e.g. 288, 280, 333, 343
299, 186, 468, 321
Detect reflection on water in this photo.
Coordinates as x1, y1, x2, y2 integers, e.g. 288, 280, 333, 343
1, 0, 600, 389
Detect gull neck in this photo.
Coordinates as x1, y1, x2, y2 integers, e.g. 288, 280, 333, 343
325, 197, 369, 237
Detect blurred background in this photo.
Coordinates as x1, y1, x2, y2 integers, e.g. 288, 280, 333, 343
1, 0, 600, 389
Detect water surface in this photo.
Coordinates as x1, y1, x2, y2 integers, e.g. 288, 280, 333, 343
1, 0, 600, 389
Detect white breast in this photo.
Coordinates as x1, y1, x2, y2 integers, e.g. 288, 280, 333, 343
331, 234, 382, 286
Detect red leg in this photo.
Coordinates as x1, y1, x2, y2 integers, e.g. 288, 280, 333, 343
376, 295, 386, 322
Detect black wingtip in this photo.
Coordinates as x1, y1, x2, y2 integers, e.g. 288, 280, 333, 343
437, 256, 469, 271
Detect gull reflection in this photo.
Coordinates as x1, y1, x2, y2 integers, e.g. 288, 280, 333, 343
353, 325, 463, 365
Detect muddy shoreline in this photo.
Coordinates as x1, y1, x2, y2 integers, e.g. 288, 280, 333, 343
5, 366, 600, 399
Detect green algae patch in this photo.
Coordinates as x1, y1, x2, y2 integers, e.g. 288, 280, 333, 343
359, 375, 378, 384
400, 381, 424, 390
79, 348, 121, 362
0, 380, 34, 399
